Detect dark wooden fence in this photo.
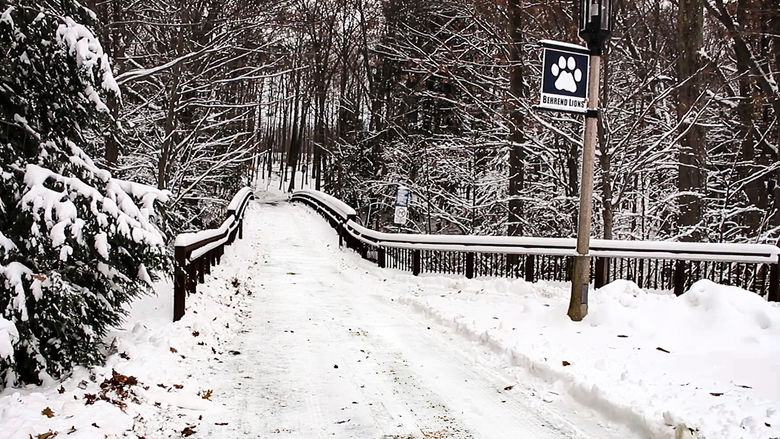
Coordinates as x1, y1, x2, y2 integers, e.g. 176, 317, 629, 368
173, 187, 254, 321
291, 190, 780, 301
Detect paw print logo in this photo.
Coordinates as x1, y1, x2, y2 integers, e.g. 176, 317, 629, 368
550, 56, 583, 93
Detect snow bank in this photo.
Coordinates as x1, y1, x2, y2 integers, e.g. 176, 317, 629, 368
397, 276, 780, 439
0, 205, 259, 438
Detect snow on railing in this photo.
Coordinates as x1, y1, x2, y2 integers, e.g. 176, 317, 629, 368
173, 187, 254, 321
291, 190, 780, 300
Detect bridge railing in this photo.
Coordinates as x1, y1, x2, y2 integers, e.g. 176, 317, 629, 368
173, 187, 254, 321
291, 190, 780, 301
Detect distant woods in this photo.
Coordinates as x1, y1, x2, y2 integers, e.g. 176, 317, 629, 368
85, 0, 779, 242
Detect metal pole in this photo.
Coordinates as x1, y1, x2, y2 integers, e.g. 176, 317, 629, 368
568, 54, 601, 321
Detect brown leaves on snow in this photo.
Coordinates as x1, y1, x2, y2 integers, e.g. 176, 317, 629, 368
82, 370, 140, 411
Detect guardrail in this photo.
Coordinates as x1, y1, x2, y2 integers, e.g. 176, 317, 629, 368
291, 189, 780, 301
173, 187, 254, 321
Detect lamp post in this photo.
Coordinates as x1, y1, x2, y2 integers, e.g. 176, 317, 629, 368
568, 0, 612, 321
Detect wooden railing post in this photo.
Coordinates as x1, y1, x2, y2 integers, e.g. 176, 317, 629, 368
770, 239, 780, 302
673, 260, 686, 296
378, 247, 386, 268
465, 252, 475, 279
594, 257, 608, 289
524, 254, 535, 282
413, 249, 421, 276
173, 246, 187, 322
198, 258, 206, 283
187, 265, 197, 295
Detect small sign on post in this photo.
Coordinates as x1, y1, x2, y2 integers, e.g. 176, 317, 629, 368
536, 40, 590, 115
393, 206, 408, 225
394, 185, 410, 226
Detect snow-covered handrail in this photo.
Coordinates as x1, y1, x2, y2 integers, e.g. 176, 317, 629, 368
291, 189, 780, 300
173, 187, 254, 321
344, 219, 779, 264
291, 190, 356, 221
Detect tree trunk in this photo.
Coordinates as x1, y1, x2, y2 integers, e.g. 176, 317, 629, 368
507, 0, 525, 237
676, 0, 707, 241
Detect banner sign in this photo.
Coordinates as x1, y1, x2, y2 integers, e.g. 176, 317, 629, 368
537, 40, 590, 114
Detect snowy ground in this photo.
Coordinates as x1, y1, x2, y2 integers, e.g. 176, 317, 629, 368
1, 188, 779, 438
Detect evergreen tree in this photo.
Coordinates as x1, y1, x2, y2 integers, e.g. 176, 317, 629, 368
0, 1, 169, 387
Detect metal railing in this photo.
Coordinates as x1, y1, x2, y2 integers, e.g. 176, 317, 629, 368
291, 189, 780, 301
173, 187, 254, 321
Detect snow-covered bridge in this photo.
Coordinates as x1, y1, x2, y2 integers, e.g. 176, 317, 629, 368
4, 191, 780, 439
168, 192, 641, 439
160, 190, 777, 439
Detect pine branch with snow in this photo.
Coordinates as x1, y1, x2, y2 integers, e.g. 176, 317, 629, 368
0, 1, 169, 387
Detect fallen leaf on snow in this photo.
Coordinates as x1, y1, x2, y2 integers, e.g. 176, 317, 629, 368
562, 361, 571, 366
656, 347, 670, 353
41, 407, 55, 418
181, 426, 196, 436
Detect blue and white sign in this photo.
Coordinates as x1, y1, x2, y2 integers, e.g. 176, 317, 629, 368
538, 40, 590, 114
394, 185, 411, 225
395, 186, 411, 207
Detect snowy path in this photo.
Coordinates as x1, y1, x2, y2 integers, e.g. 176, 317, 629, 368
4, 192, 778, 439
191, 196, 635, 439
